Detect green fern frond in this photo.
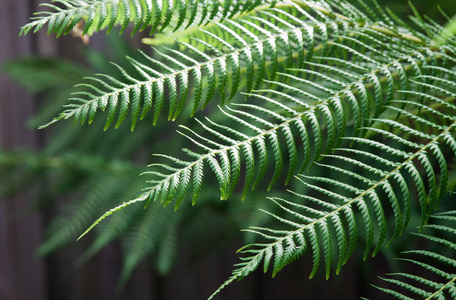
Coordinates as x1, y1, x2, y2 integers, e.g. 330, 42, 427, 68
374, 211, 456, 300
37, 0, 449, 131
38, 2, 373, 130
76, 200, 145, 265
77, 194, 149, 241
136, 60, 397, 208
209, 72, 456, 298
20, 0, 272, 38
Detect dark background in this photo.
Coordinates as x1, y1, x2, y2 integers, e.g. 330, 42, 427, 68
1, 0, 455, 299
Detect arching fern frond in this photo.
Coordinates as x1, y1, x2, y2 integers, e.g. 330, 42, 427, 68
209, 72, 456, 298
374, 211, 456, 300
20, 0, 273, 37
141, 39, 455, 205
37, 3, 369, 130
36, 0, 451, 131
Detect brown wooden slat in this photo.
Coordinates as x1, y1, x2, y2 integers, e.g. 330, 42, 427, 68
0, 0, 47, 299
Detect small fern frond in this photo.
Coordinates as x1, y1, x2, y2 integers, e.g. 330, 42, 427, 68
374, 211, 456, 300
20, 0, 272, 38
210, 72, 456, 298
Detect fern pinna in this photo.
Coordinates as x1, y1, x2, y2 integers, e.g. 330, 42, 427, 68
19, 0, 456, 298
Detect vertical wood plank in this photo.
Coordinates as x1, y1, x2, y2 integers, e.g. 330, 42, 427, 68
0, 0, 47, 299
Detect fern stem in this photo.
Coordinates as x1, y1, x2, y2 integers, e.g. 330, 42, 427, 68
292, 0, 427, 46
424, 273, 456, 299
370, 25, 426, 45
142, 2, 297, 46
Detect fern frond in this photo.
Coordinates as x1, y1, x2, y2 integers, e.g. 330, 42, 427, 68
39, 3, 376, 130
20, 0, 273, 37
145, 37, 454, 204
209, 72, 456, 298
38, 0, 450, 131
374, 211, 456, 300
77, 194, 148, 241
137, 68, 391, 207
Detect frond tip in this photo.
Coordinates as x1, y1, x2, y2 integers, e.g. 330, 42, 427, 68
77, 195, 148, 241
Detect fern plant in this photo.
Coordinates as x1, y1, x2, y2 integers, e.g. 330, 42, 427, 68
17, 0, 456, 298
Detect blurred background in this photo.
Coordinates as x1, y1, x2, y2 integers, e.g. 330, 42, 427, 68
1, 0, 455, 299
